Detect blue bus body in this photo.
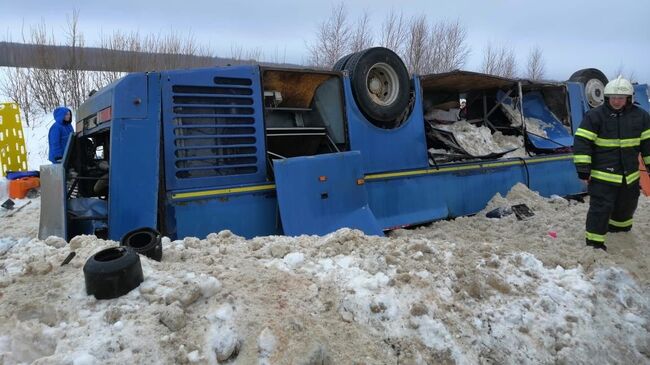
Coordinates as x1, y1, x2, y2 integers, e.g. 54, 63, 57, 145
57, 64, 649, 241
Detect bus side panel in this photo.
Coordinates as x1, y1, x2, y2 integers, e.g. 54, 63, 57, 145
108, 74, 161, 240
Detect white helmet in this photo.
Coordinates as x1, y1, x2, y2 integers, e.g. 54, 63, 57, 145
603, 76, 633, 96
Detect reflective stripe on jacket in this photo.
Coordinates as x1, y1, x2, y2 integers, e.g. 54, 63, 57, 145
573, 103, 650, 185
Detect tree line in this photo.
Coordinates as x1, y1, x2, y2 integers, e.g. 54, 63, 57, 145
306, 4, 547, 80
3, 5, 638, 127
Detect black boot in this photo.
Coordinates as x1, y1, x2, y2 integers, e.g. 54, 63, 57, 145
586, 239, 607, 251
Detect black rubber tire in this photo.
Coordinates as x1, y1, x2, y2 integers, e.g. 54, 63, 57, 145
83, 247, 144, 299
343, 47, 410, 128
332, 52, 356, 71
121, 227, 163, 261
568, 68, 608, 108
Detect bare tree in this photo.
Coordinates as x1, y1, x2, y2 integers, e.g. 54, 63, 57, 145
230, 43, 245, 61
25, 23, 65, 112
481, 42, 517, 78
525, 46, 545, 80
1, 11, 218, 124
404, 15, 429, 75
230, 43, 263, 64
427, 19, 470, 73
481, 43, 499, 76
350, 11, 373, 53
270, 45, 287, 65
62, 10, 91, 109
92, 30, 131, 88
0, 68, 32, 125
611, 64, 636, 83
0, 13, 91, 113
307, 3, 351, 68
245, 48, 263, 64
379, 9, 407, 55
401, 16, 470, 75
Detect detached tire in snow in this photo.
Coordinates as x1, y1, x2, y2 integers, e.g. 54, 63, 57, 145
569, 68, 608, 108
342, 47, 411, 128
121, 227, 163, 261
83, 247, 144, 299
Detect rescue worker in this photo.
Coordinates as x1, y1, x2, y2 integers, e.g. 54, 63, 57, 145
48, 107, 74, 163
573, 76, 650, 251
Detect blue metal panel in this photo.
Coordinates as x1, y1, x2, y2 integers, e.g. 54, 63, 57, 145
171, 191, 280, 239
365, 177, 448, 229
634, 84, 650, 112
112, 74, 149, 119
365, 156, 585, 229
163, 155, 585, 238
439, 165, 526, 217
273, 151, 382, 236
160, 66, 267, 191
526, 157, 586, 197
345, 77, 429, 174
523, 91, 574, 149
108, 73, 161, 240
566, 82, 588, 134
440, 158, 583, 216
366, 163, 524, 227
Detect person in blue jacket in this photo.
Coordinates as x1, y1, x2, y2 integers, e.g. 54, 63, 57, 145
48, 107, 74, 163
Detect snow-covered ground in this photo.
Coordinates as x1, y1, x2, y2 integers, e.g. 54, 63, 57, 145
22, 115, 51, 171
1, 184, 649, 364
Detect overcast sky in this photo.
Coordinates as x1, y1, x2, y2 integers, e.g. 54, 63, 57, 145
1, 0, 649, 82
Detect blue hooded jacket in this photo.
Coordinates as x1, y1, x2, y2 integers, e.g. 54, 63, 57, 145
48, 106, 74, 163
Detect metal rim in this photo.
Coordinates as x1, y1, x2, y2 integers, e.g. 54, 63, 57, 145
584, 78, 605, 107
365, 62, 399, 106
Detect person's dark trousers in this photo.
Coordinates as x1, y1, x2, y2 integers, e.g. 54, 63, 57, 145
586, 179, 640, 246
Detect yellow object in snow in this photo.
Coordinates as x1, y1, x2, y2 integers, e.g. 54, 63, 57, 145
0, 103, 28, 175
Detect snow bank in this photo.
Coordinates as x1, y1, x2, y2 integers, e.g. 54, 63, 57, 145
22, 113, 51, 170
0, 185, 649, 364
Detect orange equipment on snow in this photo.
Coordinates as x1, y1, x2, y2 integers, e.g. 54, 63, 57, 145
640, 155, 650, 197
8, 176, 40, 199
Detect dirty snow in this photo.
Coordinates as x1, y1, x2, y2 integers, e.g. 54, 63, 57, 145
424, 108, 461, 122
0, 198, 41, 240
433, 121, 524, 156
1, 185, 649, 364
524, 117, 554, 138
500, 103, 551, 138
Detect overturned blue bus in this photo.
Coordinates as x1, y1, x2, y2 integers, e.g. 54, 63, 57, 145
38, 47, 650, 241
